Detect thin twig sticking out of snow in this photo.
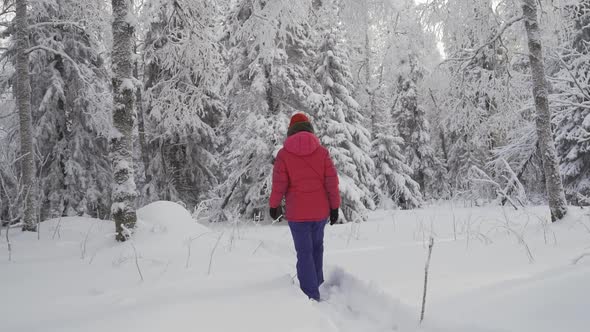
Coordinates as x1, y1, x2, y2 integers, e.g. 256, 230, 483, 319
540, 214, 548, 245
418, 217, 426, 247
228, 215, 242, 252
391, 209, 398, 232
252, 241, 264, 255
420, 237, 434, 324
499, 208, 535, 263
121, 225, 144, 282
535, 213, 556, 246
193, 199, 213, 222
522, 208, 557, 245
207, 232, 224, 276
462, 214, 492, 246
346, 219, 362, 247
575, 218, 590, 234
572, 252, 590, 265
465, 213, 472, 250
451, 202, 457, 241
37, 214, 40, 240
185, 232, 213, 269
89, 251, 98, 265
4, 218, 11, 261
129, 241, 144, 282
51, 216, 63, 240
80, 220, 98, 259
0, 172, 20, 261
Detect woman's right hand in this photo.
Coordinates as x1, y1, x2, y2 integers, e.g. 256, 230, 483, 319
329, 209, 339, 225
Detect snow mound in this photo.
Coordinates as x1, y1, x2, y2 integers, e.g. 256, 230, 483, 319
132, 201, 212, 260
137, 200, 209, 235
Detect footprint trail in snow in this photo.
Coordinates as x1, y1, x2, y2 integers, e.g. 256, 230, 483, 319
317, 267, 419, 332
315, 267, 501, 332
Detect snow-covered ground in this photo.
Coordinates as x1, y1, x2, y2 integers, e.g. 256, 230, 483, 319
1, 201, 589, 332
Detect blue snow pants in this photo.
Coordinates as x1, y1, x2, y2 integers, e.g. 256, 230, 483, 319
288, 219, 327, 301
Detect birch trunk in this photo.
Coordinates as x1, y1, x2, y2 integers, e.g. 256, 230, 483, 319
111, 0, 137, 241
15, 0, 37, 232
522, 0, 568, 221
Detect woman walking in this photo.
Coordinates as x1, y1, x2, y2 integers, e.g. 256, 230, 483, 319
269, 113, 341, 301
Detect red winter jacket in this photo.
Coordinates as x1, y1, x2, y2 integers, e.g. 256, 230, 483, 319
269, 131, 341, 222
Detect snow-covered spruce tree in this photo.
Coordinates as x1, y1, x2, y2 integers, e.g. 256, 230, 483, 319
14, 0, 37, 231
394, 67, 445, 200
358, 3, 427, 208
313, 7, 379, 219
522, 0, 568, 221
215, 0, 316, 221
111, 0, 138, 240
371, 103, 422, 209
555, 1, 590, 205
23, 0, 112, 220
388, 2, 448, 200
140, 0, 225, 208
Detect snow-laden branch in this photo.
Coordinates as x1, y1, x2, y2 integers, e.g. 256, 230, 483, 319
29, 21, 86, 32
0, 2, 14, 18
552, 51, 590, 101
468, 165, 520, 210
172, 1, 207, 32
549, 99, 590, 110
441, 15, 524, 68
25, 45, 85, 83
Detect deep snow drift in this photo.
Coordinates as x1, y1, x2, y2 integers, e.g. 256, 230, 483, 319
1, 201, 589, 332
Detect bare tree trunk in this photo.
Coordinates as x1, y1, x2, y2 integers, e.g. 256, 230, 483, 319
15, 0, 37, 232
111, 0, 137, 241
522, 0, 568, 222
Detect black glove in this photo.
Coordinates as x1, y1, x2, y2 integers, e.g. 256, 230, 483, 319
269, 206, 282, 221
330, 209, 339, 225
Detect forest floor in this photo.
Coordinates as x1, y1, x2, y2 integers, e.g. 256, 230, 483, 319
1, 201, 589, 332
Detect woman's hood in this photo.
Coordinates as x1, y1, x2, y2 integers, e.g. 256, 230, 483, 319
283, 131, 321, 156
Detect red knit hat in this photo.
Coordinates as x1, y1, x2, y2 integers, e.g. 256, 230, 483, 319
289, 113, 310, 128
